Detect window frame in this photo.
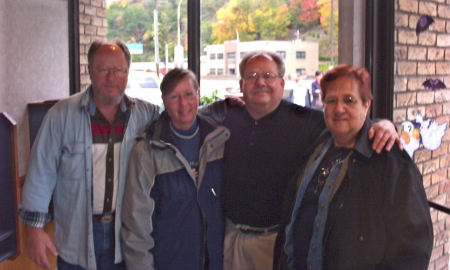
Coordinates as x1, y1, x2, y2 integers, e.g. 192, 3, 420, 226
68, 0, 394, 120
296, 51, 306, 59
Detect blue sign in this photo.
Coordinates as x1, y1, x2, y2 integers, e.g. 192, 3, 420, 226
127, 43, 143, 54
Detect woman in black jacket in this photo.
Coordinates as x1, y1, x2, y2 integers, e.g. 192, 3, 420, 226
274, 64, 433, 270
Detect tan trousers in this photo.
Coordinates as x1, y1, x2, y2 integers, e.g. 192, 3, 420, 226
224, 219, 278, 270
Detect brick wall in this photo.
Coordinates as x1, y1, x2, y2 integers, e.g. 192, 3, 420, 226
396, 1, 450, 269
79, 0, 108, 91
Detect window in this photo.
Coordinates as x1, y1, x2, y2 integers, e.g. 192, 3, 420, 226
296, 69, 306, 77
105, 0, 340, 101
296, 51, 306, 59
276, 51, 286, 59
217, 68, 224, 75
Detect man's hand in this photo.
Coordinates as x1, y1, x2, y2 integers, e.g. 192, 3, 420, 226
26, 226, 58, 270
227, 96, 245, 107
368, 119, 403, 154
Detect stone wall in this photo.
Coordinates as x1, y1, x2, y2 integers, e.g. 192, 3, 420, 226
79, 0, 108, 91
395, 0, 450, 269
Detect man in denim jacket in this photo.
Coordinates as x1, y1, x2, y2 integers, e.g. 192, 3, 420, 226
19, 40, 160, 270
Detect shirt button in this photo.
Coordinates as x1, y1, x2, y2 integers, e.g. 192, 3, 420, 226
316, 223, 320, 227
320, 203, 324, 207
108, 178, 112, 182
312, 245, 316, 249
359, 235, 364, 241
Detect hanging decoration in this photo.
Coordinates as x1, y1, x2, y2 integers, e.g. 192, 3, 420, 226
416, 15, 435, 36
400, 114, 447, 158
422, 78, 446, 91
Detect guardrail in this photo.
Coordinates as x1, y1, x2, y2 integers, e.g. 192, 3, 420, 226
429, 201, 450, 215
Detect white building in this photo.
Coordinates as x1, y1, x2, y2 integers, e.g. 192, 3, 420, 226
204, 39, 319, 79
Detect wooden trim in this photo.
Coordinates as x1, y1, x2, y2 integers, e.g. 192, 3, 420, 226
0, 113, 21, 261
68, 0, 80, 95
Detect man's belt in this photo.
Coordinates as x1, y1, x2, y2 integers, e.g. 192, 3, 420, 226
235, 223, 279, 235
93, 213, 115, 223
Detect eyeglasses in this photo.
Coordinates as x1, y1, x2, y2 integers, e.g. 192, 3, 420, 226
91, 66, 128, 78
166, 90, 198, 104
323, 95, 358, 108
243, 72, 280, 83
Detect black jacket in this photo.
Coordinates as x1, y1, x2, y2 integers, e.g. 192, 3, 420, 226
274, 119, 433, 270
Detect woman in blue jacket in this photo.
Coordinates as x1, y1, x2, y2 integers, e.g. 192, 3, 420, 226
121, 68, 230, 270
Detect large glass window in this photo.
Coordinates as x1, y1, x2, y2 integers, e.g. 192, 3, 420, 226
105, 0, 339, 106
199, 0, 339, 104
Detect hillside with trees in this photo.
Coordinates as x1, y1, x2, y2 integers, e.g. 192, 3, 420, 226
106, 0, 338, 63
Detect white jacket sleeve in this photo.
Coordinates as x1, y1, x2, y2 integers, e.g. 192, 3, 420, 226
121, 140, 156, 270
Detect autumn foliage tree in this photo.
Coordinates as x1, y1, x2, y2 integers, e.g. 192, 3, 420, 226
211, 0, 290, 44
317, 0, 338, 61
290, 0, 321, 29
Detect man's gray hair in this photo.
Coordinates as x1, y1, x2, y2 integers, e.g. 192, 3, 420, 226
239, 51, 285, 78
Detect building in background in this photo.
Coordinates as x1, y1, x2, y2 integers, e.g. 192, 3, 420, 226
204, 40, 319, 79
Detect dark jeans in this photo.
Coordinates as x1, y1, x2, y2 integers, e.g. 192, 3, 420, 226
57, 219, 126, 270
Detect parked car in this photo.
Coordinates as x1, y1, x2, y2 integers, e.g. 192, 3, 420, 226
125, 71, 163, 108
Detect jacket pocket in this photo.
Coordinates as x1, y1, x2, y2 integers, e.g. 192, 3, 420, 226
59, 142, 86, 180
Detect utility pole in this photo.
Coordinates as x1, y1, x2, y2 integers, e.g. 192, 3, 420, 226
154, 0, 160, 77
174, 0, 184, 68
234, 27, 239, 79
330, 0, 335, 68
165, 42, 168, 74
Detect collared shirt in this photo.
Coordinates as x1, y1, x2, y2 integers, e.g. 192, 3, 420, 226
221, 100, 326, 228
89, 96, 130, 214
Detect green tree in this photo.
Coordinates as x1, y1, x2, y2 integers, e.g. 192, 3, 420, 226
107, 0, 186, 63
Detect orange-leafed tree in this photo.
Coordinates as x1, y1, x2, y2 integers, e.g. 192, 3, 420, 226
290, 0, 321, 29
